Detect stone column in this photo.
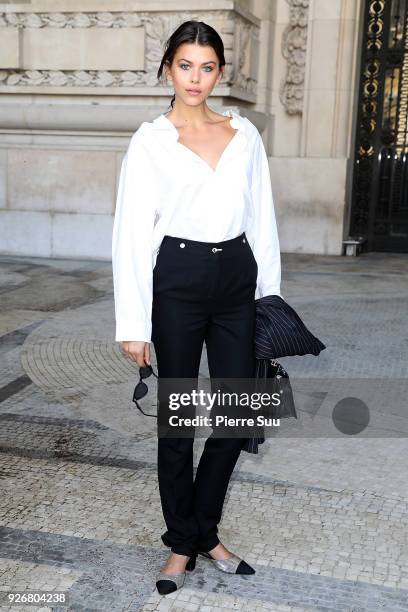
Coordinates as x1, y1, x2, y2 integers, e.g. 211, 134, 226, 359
269, 0, 362, 255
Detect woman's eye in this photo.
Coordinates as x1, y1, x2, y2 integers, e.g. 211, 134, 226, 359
179, 64, 213, 72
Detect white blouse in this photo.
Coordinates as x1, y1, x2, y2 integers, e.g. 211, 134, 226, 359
112, 109, 282, 343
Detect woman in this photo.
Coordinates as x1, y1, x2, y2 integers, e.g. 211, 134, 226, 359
112, 20, 282, 595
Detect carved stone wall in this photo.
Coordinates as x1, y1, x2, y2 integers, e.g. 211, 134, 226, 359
280, 0, 309, 115
0, 7, 259, 97
0, 1, 265, 260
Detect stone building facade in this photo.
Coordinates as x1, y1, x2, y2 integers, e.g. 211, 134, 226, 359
1, 0, 404, 259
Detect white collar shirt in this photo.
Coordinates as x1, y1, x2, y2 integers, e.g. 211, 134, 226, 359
112, 109, 282, 342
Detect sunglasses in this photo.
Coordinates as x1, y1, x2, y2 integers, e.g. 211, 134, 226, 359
132, 364, 158, 417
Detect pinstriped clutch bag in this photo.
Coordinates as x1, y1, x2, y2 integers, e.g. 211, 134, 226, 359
241, 295, 326, 455
242, 357, 298, 454
254, 295, 326, 359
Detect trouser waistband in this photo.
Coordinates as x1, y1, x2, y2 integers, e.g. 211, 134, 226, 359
161, 232, 248, 253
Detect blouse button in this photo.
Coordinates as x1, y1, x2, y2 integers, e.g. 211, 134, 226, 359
179, 242, 186, 248
242, 238, 246, 243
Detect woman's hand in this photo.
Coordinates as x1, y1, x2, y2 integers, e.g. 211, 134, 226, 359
122, 341, 151, 367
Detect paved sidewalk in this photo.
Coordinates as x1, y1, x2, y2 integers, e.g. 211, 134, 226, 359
0, 251, 407, 611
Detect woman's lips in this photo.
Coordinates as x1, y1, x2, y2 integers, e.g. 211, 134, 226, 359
186, 89, 202, 96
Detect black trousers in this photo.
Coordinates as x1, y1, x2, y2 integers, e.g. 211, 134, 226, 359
151, 231, 257, 556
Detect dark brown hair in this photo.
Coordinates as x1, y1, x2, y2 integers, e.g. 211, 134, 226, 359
157, 20, 226, 109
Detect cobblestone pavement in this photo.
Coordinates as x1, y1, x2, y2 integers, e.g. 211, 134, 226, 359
0, 252, 407, 612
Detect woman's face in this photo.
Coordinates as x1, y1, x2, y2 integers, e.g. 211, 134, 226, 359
165, 42, 223, 106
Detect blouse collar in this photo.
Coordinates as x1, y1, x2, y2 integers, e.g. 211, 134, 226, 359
150, 109, 248, 167
152, 108, 244, 131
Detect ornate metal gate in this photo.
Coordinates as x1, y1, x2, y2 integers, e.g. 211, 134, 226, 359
350, 0, 408, 252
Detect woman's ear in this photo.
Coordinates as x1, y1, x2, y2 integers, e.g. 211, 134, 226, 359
215, 67, 224, 86
164, 63, 173, 84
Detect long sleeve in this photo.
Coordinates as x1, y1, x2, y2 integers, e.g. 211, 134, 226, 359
246, 129, 282, 299
111, 129, 157, 342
